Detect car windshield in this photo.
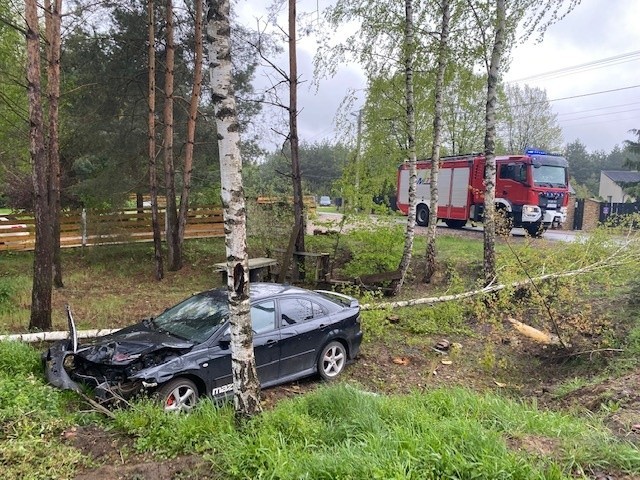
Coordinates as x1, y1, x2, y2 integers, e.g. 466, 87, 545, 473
152, 292, 229, 344
533, 165, 567, 188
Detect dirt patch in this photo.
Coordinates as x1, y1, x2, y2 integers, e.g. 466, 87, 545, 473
554, 370, 640, 440
63, 425, 217, 480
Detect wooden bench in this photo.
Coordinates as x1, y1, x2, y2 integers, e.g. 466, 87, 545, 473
213, 257, 278, 283
270, 249, 330, 283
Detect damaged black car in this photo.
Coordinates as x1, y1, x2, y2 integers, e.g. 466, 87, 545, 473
44, 283, 363, 412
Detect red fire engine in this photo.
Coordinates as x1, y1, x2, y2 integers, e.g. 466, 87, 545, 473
396, 150, 570, 236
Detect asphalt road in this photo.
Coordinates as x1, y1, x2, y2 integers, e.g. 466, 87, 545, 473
314, 211, 583, 243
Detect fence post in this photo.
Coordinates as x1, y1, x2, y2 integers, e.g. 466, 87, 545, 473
81, 208, 87, 247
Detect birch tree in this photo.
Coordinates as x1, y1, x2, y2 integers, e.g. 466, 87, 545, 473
425, 0, 451, 282
481, 0, 505, 286
468, 0, 582, 285
206, 0, 262, 420
394, 0, 417, 295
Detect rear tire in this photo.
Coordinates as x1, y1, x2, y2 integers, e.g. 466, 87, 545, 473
416, 205, 429, 227
318, 341, 346, 380
157, 378, 199, 412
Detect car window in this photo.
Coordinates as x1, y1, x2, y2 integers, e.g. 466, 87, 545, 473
153, 292, 229, 343
280, 298, 324, 326
252, 300, 276, 334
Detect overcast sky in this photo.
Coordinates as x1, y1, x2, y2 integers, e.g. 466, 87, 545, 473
237, 0, 640, 154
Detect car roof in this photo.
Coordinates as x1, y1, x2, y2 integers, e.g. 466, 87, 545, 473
249, 282, 312, 301
204, 283, 318, 302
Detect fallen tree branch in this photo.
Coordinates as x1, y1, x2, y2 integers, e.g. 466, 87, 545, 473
361, 244, 639, 311
0, 329, 119, 343
507, 317, 561, 345
561, 347, 625, 359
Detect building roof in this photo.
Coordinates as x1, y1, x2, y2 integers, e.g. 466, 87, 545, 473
601, 170, 640, 184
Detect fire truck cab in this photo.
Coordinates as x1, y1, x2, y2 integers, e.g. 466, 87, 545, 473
396, 150, 570, 237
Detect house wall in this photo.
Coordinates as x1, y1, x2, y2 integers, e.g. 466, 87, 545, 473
598, 173, 631, 203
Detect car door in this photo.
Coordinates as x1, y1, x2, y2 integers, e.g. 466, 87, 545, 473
277, 296, 329, 378
203, 300, 280, 396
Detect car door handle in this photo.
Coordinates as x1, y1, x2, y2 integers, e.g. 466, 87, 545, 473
266, 339, 277, 344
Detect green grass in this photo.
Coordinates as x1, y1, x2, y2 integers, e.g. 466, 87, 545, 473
109, 384, 640, 479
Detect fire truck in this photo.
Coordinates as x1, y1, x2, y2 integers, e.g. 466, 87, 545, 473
396, 150, 570, 236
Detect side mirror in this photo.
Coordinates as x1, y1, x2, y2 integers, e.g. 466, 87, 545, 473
219, 334, 231, 349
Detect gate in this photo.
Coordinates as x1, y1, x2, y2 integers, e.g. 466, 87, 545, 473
573, 199, 585, 230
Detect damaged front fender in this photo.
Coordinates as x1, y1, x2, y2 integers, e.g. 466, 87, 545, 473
43, 341, 81, 392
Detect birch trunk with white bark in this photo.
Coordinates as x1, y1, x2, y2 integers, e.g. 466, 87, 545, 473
483, 0, 506, 286
206, 0, 262, 420
395, 0, 417, 295
425, 0, 451, 282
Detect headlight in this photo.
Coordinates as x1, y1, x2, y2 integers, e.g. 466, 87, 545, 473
523, 205, 540, 215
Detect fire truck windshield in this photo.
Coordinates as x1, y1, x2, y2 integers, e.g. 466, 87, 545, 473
532, 165, 567, 188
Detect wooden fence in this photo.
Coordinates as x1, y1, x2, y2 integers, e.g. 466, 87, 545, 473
0, 206, 224, 252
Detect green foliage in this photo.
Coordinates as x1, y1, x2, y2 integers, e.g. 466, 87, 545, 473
399, 301, 471, 336
0, 342, 88, 479
341, 225, 405, 277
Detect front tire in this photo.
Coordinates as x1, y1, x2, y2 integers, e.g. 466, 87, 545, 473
157, 378, 199, 412
524, 223, 544, 237
318, 341, 346, 380
416, 205, 429, 227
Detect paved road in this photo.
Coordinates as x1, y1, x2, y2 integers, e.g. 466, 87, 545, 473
315, 211, 583, 243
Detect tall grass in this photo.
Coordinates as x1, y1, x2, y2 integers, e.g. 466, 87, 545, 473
112, 384, 640, 479
0, 341, 90, 479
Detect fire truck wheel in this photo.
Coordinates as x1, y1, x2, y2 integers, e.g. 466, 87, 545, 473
495, 208, 512, 236
524, 223, 544, 237
416, 205, 429, 227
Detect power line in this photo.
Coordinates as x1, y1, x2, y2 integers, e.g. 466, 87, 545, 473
509, 49, 640, 82
515, 84, 640, 107
555, 101, 640, 117
559, 107, 640, 123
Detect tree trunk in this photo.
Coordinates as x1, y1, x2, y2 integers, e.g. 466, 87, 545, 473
148, 0, 163, 281
483, 0, 506, 286
394, 0, 417, 296
26, 0, 53, 331
288, 0, 305, 279
206, 0, 262, 421
163, 0, 181, 271
178, 0, 204, 244
45, 0, 63, 289
425, 0, 451, 282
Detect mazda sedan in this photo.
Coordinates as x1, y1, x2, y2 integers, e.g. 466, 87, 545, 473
44, 283, 363, 411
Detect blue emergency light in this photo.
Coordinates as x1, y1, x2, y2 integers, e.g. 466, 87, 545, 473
525, 148, 548, 156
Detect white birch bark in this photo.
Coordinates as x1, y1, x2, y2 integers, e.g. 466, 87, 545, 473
483, 0, 505, 286
205, 0, 261, 419
425, 0, 451, 282
395, 0, 417, 295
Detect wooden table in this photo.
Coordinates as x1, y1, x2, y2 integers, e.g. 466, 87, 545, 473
213, 257, 278, 283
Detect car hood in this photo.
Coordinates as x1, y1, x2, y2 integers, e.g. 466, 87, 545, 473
76, 324, 194, 365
